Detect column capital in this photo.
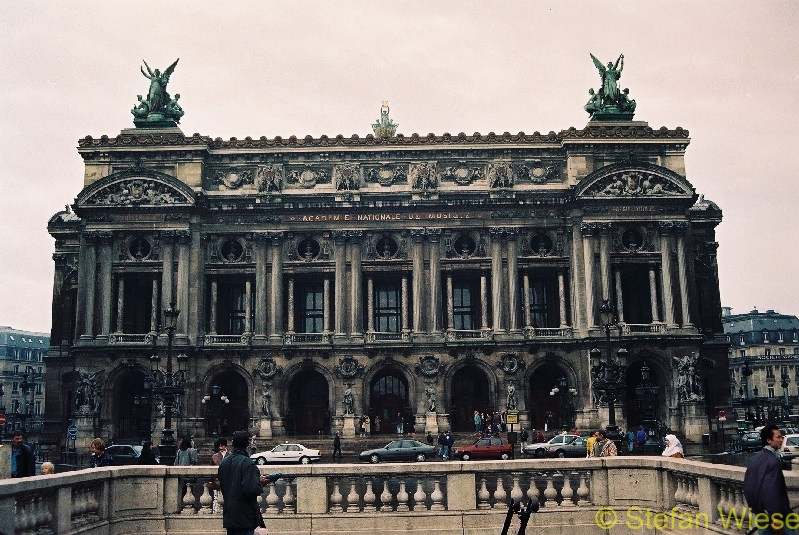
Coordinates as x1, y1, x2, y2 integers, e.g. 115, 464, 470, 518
331, 230, 349, 245
658, 221, 675, 235
597, 222, 612, 236
673, 221, 690, 234
579, 222, 598, 237
427, 228, 442, 242
410, 228, 425, 242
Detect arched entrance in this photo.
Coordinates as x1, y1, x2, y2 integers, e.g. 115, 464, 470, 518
205, 370, 249, 436
370, 370, 410, 435
450, 366, 490, 432
624, 360, 664, 431
114, 370, 152, 443
529, 362, 571, 432
287, 370, 329, 435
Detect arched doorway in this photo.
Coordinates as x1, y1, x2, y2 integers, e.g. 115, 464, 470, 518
529, 362, 571, 432
624, 360, 664, 431
205, 370, 249, 437
114, 370, 152, 443
370, 370, 410, 435
450, 366, 490, 432
287, 370, 329, 435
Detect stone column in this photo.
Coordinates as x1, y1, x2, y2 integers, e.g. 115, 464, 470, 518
614, 269, 625, 323
98, 234, 113, 336
522, 273, 531, 328
287, 277, 295, 334
446, 274, 454, 330
176, 232, 190, 333
253, 234, 269, 338
598, 223, 612, 303
558, 271, 568, 328
77, 233, 97, 340
489, 228, 504, 331
480, 273, 489, 329
367, 277, 374, 332
244, 279, 252, 334
209, 279, 218, 335
506, 230, 519, 332
269, 234, 284, 341
428, 229, 442, 333
569, 224, 584, 330
659, 222, 677, 327
675, 224, 693, 327
161, 235, 174, 310
411, 229, 425, 332
580, 223, 596, 327
334, 232, 347, 335
401, 275, 410, 332
115, 278, 125, 333
150, 278, 159, 333
350, 233, 363, 335
648, 266, 660, 322
323, 277, 331, 334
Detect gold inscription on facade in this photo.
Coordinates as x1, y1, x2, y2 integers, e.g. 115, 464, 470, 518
289, 212, 481, 223
609, 206, 656, 212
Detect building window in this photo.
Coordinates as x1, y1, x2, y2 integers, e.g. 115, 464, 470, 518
35, 383, 42, 395
779, 331, 784, 343
740, 334, 745, 346
767, 366, 774, 378
300, 282, 324, 333
11, 382, 18, 394
763, 331, 769, 343
768, 386, 775, 398
794, 331, 798, 343
780, 348, 786, 356
794, 347, 799, 356
739, 350, 746, 358
452, 282, 476, 330
765, 348, 771, 357
374, 281, 400, 333
11, 400, 19, 412
34, 401, 41, 415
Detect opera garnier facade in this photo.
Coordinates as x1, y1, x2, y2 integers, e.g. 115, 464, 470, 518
43, 56, 729, 449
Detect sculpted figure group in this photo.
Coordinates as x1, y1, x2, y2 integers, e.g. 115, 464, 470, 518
132, 59, 184, 124
585, 53, 636, 118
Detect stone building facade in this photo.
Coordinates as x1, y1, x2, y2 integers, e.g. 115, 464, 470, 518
0, 326, 48, 440
43, 104, 730, 446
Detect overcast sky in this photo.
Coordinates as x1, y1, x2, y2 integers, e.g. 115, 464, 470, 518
1, 1, 797, 333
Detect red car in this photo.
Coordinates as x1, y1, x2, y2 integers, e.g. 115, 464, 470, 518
453, 437, 513, 461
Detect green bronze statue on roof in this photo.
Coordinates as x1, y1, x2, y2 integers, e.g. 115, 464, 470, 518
585, 53, 636, 121
131, 59, 184, 128
372, 101, 398, 138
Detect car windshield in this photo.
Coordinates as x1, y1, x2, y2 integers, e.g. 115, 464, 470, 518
386, 441, 403, 449
273, 445, 287, 452
787, 437, 799, 446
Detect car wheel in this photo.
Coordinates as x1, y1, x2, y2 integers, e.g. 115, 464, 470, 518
256, 457, 267, 465
557, 450, 566, 458
462, 453, 471, 461
415, 453, 426, 462
501, 452, 510, 460
535, 449, 545, 458
299, 456, 310, 465
370, 453, 380, 464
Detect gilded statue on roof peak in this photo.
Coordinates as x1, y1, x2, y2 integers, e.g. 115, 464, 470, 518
372, 101, 398, 138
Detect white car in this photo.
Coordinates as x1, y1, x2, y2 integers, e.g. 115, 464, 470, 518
250, 443, 321, 465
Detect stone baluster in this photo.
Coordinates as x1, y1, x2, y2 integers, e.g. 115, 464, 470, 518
200, 482, 213, 514
72, 486, 86, 525
265, 481, 280, 513
15, 496, 30, 534
379, 476, 393, 512
216, 487, 225, 516
413, 476, 427, 511
526, 474, 540, 504
477, 476, 491, 509
86, 485, 99, 521
346, 477, 360, 513
576, 471, 590, 506
329, 478, 344, 513
363, 477, 377, 512
715, 483, 729, 524
283, 478, 295, 514
183, 482, 195, 513
560, 471, 575, 507
674, 474, 685, 506
733, 484, 747, 516
690, 478, 700, 508
543, 473, 557, 507
510, 473, 524, 503
38, 494, 53, 531
430, 477, 445, 511
396, 477, 410, 512
493, 475, 507, 508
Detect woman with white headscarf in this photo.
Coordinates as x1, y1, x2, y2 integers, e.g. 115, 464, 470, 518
661, 434, 684, 458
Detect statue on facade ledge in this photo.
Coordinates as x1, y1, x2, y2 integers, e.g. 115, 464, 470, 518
372, 101, 398, 138
585, 53, 636, 121
132, 59, 184, 128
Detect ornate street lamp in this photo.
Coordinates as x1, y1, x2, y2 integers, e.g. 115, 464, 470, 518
739, 360, 754, 426
591, 299, 626, 445
150, 304, 188, 466
635, 362, 659, 422
202, 384, 230, 437
782, 371, 792, 424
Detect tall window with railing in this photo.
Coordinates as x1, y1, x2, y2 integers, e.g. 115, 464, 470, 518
374, 281, 400, 332
452, 282, 476, 330
300, 282, 324, 333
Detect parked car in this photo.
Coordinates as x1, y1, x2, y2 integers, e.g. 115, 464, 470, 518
250, 443, 321, 465
106, 444, 143, 465
781, 434, 799, 460
522, 434, 580, 458
740, 432, 762, 452
546, 436, 589, 458
453, 437, 513, 461
359, 439, 436, 463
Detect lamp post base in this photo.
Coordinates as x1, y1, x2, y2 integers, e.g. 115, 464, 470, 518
158, 428, 177, 466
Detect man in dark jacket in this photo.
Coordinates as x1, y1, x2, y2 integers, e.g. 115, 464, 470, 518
218, 430, 280, 535
11, 431, 36, 478
743, 425, 795, 535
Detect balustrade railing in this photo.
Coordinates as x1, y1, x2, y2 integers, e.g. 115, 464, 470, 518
282, 333, 332, 345
522, 327, 574, 339
203, 333, 252, 346
1, 458, 791, 535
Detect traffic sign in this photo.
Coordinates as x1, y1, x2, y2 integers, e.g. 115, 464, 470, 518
67, 425, 78, 440
718, 410, 726, 419
0, 414, 6, 425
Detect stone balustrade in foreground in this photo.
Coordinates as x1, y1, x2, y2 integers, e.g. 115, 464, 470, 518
3, 457, 798, 535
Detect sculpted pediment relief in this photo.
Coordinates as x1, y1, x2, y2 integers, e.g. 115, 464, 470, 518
578, 164, 694, 199
77, 169, 195, 207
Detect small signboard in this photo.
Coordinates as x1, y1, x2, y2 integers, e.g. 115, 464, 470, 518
505, 413, 519, 425
718, 410, 727, 422
67, 425, 78, 440
0, 414, 6, 426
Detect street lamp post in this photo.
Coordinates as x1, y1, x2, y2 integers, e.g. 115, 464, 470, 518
202, 385, 230, 437
635, 362, 658, 422
782, 371, 792, 424
591, 299, 627, 446
150, 305, 188, 467
740, 360, 754, 426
